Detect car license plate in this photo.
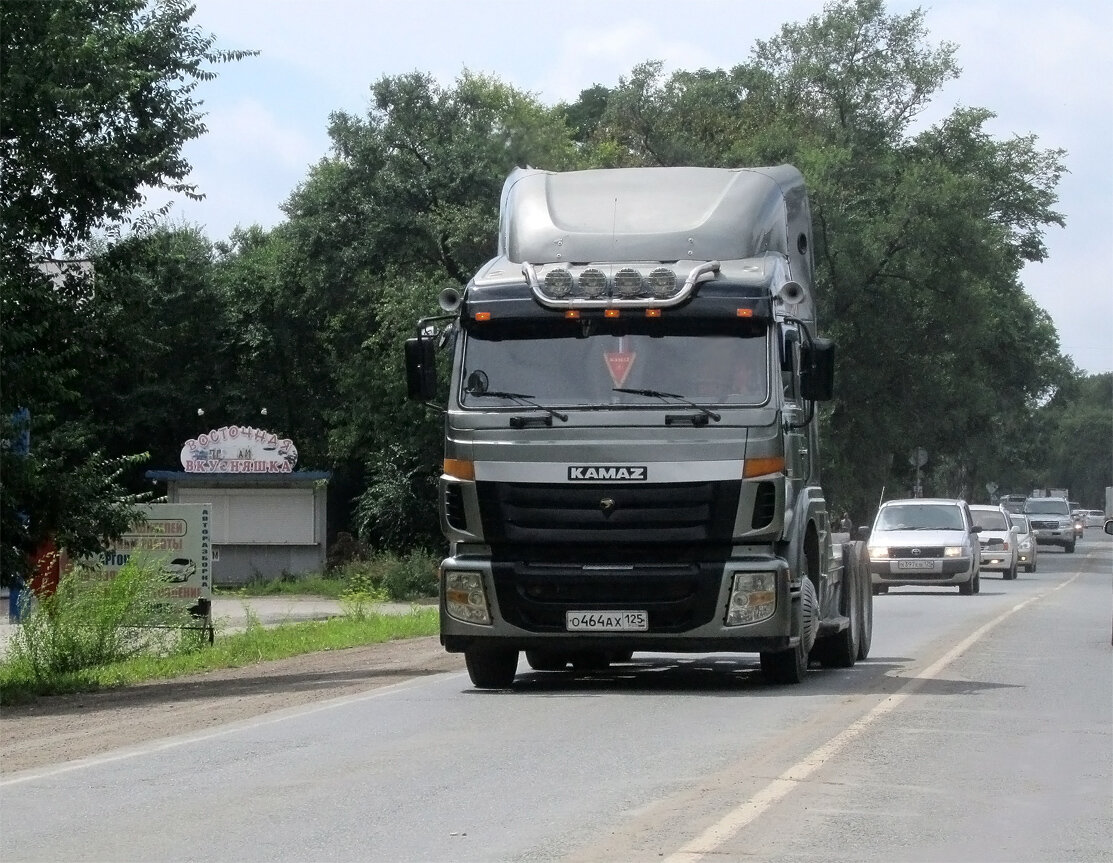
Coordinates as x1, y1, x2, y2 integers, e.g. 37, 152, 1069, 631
897, 559, 936, 571
566, 610, 647, 632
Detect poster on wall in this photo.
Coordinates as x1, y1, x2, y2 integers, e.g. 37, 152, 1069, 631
180, 425, 297, 473
96, 503, 213, 602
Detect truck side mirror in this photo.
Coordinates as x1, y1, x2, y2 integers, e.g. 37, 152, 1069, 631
800, 338, 834, 402
405, 337, 437, 401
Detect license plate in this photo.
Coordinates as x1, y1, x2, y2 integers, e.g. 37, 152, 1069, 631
566, 610, 648, 631
897, 559, 936, 571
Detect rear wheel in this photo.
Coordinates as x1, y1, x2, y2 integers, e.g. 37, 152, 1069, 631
465, 647, 519, 688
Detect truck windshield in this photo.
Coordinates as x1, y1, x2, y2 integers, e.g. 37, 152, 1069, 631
459, 321, 769, 409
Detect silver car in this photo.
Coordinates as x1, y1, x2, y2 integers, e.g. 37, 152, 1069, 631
970, 504, 1019, 580
866, 498, 981, 595
1009, 513, 1038, 573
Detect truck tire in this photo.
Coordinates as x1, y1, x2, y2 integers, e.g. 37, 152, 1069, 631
465, 647, 519, 688
760, 640, 808, 684
855, 542, 873, 660
761, 578, 816, 684
525, 650, 569, 671
816, 545, 860, 668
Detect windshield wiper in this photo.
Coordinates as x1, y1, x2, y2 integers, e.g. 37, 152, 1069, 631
472, 390, 568, 425
613, 388, 721, 423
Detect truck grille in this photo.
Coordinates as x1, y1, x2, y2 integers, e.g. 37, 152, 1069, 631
476, 480, 740, 545
491, 560, 722, 632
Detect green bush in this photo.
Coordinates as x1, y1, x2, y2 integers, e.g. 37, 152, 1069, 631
328, 549, 439, 601
6, 557, 199, 684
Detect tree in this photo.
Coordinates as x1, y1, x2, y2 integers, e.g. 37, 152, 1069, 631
1, 0, 253, 580
253, 71, 585, 550
583, 0, 1067, 516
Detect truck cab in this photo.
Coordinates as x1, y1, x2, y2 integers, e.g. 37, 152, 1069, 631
406, 165, 871, 688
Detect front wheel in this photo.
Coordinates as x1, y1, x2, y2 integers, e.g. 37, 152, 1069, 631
959, 574, 975, 595
1005, 561, 1018, 580
1065, 542, 1076, 554
760, 639, 808, 684
465, 647, 519, 688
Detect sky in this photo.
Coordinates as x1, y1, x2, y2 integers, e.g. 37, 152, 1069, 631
148, 0, 1113, 375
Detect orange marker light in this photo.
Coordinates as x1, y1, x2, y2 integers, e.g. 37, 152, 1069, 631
443, 458, 475, 480
565, 309, 581, 319
645, 308, 662, 318
736, 308, 754, 318
474, 312, 491, 322
743, 456, 785, 478
604, 309, 620, 318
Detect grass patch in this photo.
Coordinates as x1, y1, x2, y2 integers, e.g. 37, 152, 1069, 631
1, 606, 439, 705
218, 549, 440, 601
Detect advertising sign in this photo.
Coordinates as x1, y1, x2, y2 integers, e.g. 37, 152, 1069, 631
180, 425, 297, 473
98, 504, 213, 602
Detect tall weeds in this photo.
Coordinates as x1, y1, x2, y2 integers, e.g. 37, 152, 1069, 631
6, 558, 199, 683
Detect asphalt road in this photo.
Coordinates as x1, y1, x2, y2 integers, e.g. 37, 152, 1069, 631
2, 532, 1110, 863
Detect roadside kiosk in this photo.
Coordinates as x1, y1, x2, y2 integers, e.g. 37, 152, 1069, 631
146, 425, 330, 586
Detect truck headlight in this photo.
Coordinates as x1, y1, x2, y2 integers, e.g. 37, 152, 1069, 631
443, 570, 491, 625
867, 545, 889, 560
726, 571, 776, 626
944, 546, 963, 557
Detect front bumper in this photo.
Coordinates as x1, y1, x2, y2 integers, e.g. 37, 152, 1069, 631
869, 556, 974, 586
438, 553, 799, 655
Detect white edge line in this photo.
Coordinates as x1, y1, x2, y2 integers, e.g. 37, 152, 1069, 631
662, 573, 1081, 863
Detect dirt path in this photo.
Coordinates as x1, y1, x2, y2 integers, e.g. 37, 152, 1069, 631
0, 637, 465, 775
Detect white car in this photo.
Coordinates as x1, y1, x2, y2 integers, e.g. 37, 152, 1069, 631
1009, 514, 1038, 573
1085, 509, 1106, 528
866, 498, 981, 595
970, 504, 1019, 580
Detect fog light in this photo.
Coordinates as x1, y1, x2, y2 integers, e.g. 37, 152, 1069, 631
726, 571, 776, 626
444, 570, 491, 624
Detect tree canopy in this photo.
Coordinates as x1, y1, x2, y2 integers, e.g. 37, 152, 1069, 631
4, 0, 1106, 577
1, 0, 254, 579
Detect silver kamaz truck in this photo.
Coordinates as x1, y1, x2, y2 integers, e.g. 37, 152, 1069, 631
405, 165, 872, 688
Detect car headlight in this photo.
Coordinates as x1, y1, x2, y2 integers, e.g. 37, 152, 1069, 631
725, 571, 776, 626
443, 570, 491, 624
944, 546, 964, 557
867, 545, 889, 560
1018, 538, 1032, 551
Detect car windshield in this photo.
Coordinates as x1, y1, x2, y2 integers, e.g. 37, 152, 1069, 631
875, 503, 964, 531
1025, 499, 1070, 515
973, 509, 1009, 530
460, 319, 769, 409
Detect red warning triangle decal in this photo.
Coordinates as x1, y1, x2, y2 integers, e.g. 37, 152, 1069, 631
604, 350, 636, 387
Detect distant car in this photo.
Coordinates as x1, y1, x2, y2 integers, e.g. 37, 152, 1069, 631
865, 498, 981, 596
1009, 514, 1038, 573
1085, 509, 1106, 528
970, 504, 1019, 580
1024, 497, 1075, 553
